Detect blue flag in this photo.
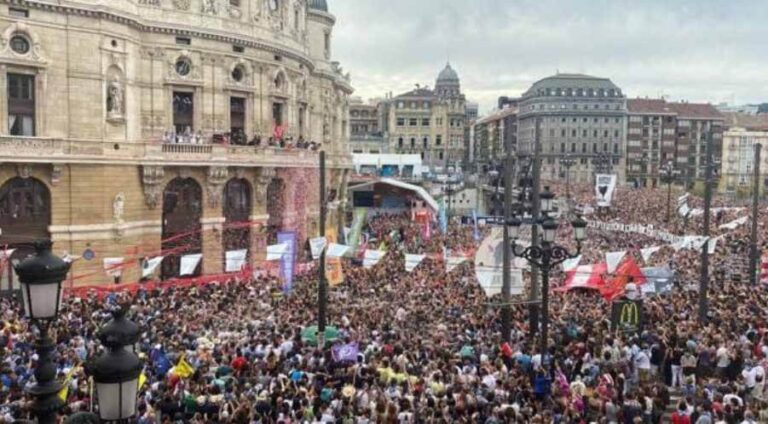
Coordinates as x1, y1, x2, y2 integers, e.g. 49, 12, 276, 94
150, 347, 171, 376
439, 198, 448, 233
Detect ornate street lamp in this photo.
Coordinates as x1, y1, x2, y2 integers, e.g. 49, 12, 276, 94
508, 190, 585, 363
560, 154, 576, 213
14, 240, 71, 424
98, 307, 140, 354
90, 347, 142, 422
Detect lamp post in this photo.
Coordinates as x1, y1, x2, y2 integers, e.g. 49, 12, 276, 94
560, 154, 576, 214
14, 240, 71, 424
660, 160, 680, 223
507, 187, 587, 360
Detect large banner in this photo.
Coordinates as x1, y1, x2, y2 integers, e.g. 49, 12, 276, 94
595, 174, 617, 207
347, 208, 368, 251
325, 229, 344, 286
277, 231, 297, 292
610, 299, 643, 334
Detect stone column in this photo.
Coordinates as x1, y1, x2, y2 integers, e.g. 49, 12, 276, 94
200, 217, 225, 274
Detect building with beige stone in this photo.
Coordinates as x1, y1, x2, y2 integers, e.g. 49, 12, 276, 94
720, 113, 768, 195
385, 64, 468, 173
0, 0, 353, 287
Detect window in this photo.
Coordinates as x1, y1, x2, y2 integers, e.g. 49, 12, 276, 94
423, 101, 429, 109
175, 36, 191, 45
436, 118, 443, 126
571, 129, 576, 137
422, 118, 430, 126
230, 97, 246, 143
274, 55, 282, 61
8, 73, 35, 136
10, 35, 30, 54
593, 130, 598, 137
175, 58, 191, 76
560, 142, 565, 153
398, 137, 403, 149
409, 118, 418, 126
294, 9, 300, 31
582, 129, 587, 137
422, 137, 428, 148
561, 129, 566, 137
230, 0, 241, 5
396, 118, 405, 126
324, 33, 330, 55
592, 143, 597, 153
582, 143, 587, 153
172, 91, 194, 133
614, 130, 619, 137
271, 102, 283, 126
571, 143, 576, 153
9, 8, 29, 18
410, 138, 415, 148
438, 151, 444, 160
436, 135, 442, 146
232, 45, 245, 53
231, 66, 245, 82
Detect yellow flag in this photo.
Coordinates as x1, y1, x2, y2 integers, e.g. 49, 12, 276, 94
138, 370, 147, 389
57, 365, 78, 402
175, 355, 194, 379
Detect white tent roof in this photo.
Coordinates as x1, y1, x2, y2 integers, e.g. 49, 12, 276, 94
348, 178, 439, 212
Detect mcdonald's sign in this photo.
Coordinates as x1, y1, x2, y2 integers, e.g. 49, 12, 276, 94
611, 300, 643, 333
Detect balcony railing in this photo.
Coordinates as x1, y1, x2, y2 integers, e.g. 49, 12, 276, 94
0, 136, 350, 168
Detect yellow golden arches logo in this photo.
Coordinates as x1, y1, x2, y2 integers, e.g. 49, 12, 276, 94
619, 302, 639, 327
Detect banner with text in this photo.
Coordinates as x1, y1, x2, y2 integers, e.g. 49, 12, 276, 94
277, 231, 297, 292
595, 174, 617, 207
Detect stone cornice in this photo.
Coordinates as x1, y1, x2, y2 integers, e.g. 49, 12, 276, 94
4, 0, 317, 72
307, 10, 336, 26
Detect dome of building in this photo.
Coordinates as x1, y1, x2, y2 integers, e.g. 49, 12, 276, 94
437, 63, 459, 82
308, 0, 329, 12
523, 73, 622, 98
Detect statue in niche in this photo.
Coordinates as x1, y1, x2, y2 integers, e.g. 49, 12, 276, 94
201, 0, 218, 14
106, 78, 124, 116
113, 192, 125, 224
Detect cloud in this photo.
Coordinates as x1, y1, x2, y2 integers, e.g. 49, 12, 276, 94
330, 0, 768, 114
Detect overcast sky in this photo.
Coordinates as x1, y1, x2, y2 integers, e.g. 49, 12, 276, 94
330, 0, 768, 114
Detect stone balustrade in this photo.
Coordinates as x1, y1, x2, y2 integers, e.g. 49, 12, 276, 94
0, 137, 350, 169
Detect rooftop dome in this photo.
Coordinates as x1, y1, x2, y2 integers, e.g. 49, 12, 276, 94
523, 73, 622, 98
436, 63, 459, 83
308, 0, 329, 12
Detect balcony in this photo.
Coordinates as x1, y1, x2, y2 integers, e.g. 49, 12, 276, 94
0, 136, 350, 169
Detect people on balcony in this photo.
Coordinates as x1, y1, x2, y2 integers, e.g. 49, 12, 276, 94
158, 127, 322, 151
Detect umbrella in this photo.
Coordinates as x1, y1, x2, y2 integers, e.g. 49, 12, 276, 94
301, 325, 340, 345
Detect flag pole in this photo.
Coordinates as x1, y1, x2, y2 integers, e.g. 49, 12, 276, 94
318, 150, 328, 349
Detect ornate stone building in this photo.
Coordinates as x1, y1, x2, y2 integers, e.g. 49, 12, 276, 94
386, 64, 468, 172
0, 0, 353, 286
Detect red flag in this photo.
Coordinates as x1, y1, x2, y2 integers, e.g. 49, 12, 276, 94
273, 123, 285, 140
558, 263, 607, 291
600, 257, 646, 301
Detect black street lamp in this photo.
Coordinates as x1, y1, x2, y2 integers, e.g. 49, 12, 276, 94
507, 187, 586, 361
560, 154, 576, 214
660, 160, 680, 223
15, 240, 71, 424
592, 152, 613, 176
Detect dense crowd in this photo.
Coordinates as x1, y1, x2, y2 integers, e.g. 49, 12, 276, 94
1, 184, 768, 423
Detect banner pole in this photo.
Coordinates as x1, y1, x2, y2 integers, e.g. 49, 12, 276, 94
318, 150, 328, 344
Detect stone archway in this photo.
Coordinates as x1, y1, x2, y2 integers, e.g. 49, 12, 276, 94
0, 176, 51, 291
223, 178, 252, 269
161, 177, 202, 279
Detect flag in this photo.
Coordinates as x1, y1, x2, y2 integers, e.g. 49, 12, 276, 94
273, 123, 286, 140
404, 254, 426, 273
309, 237, 327, 260
558, 263, 607, 292
600, 257, 646, 302
326, 258, 344, 286
266, 243, 290, 261
151, 347, 172, 376
561, 255, 582, 272
640, 246, 661, 264
332, 342, 359, 363
174, 355, 195, 379
439, 198, 448, 233
142, 256, 163, 278
138, 370, 147, 389
472, 210, 480, 241
605, 251, 627, 274
363, 250, 386, 268
225, 249, 248, 272
179, 254, 202, 276
57, 365, 78, 402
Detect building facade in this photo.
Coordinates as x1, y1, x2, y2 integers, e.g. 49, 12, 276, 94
517, 74, 627, 184
349, 97, 386, 154
472, 106, 518, 171
626, 99, 723, 187
720, 113, 768, 194
0, 0, 353, 286
386, 64, 468, 172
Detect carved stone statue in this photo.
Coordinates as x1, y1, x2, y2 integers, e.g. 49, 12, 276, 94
113, 192, 125, 224
106, 78, 124, 116
201, 0, 218, 14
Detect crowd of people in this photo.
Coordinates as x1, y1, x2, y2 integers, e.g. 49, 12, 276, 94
161, 127, 322, 152
1, 183, 768, 423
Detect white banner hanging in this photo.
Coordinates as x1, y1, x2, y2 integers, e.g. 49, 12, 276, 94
266, 243, 289, 261
404, 254, 426, 273
103, 257, 124, 278
595, 174, 617, 207
309, 237, 327, 260
708, 237, 720, 255
363, 249, 386, 268
446, 257, 467, 273
327, 243, 351, 258
719, 216, 748, 230
180, 254, 202, 276
561, 255, 582, 272
225, 249, 248, 272
475, 266, 523, 297
142, 256, 164, 279
605, 251, 627, 274
640, 246, 661, 264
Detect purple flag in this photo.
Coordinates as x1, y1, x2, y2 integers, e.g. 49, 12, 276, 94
332, 342, 359, 363
277, 231, 297, 293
